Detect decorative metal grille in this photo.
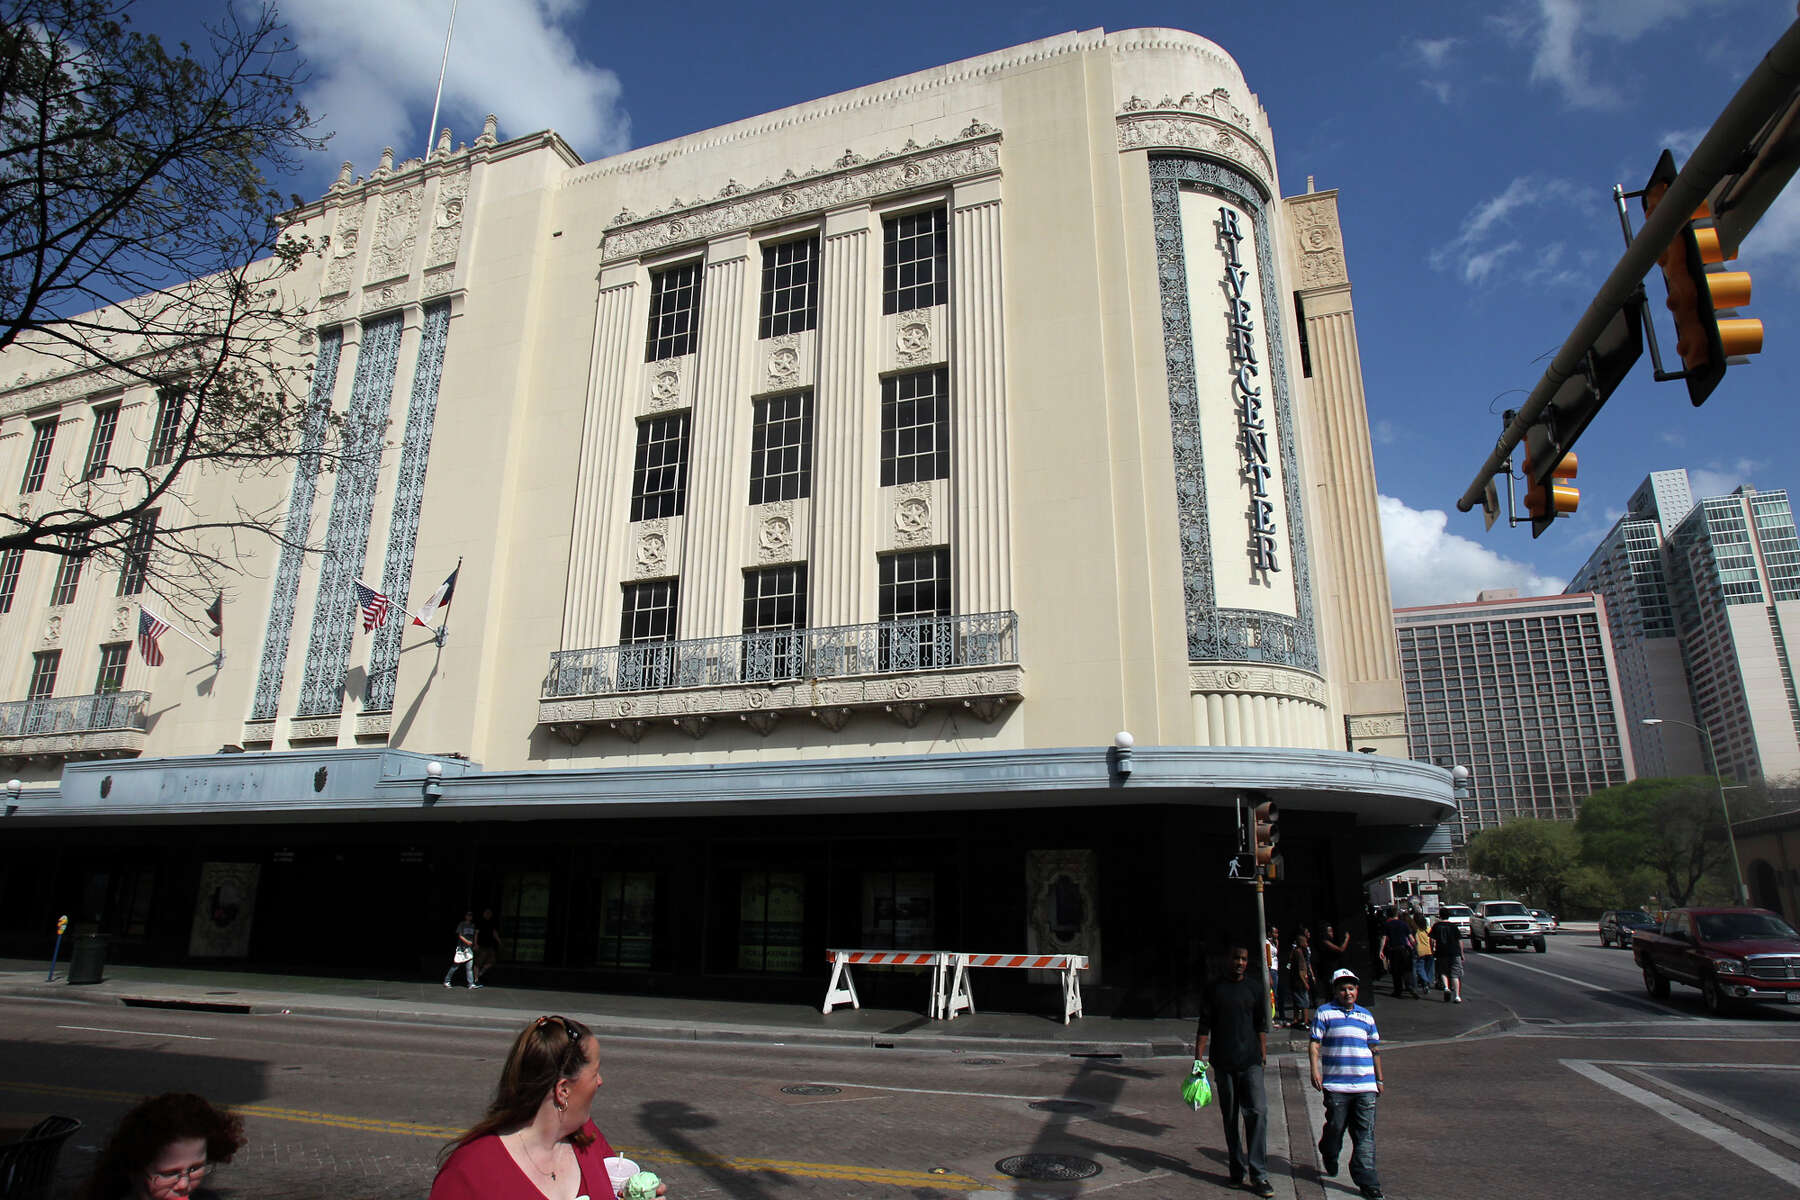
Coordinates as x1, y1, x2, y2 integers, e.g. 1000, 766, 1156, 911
252, 328, 342, 719
0, 691, 148, 737
543, 610, 1018, 697
1148, 155, 1317, 671
364, 302, 451, 713
297, 314, 404, 717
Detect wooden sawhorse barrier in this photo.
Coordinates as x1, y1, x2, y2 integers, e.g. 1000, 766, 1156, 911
822, 949, 1089, 1023
821, 949, 948, 1017
942, 953, 1089, 1024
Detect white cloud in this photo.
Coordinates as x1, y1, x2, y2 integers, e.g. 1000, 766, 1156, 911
286, 0, 629, 170
1689, 458, 1763, 499
1514, 0, 1727, 111
1380, 494, 1566, 608
1413, 37, 1458, 70
1429, 176, 1588, 287
1372, 419, 1397, 446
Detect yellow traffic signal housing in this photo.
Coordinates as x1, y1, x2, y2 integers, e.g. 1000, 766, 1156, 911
1644, 150, 1764, 404
1251, 797, 1279, 867
1523, 443, 1579, 537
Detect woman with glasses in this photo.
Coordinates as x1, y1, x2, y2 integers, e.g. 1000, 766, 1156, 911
76, 1092, 243, 1200
431, 1014, 667, 1199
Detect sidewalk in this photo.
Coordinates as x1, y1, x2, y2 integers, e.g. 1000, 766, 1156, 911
0, 957, 1512, 1058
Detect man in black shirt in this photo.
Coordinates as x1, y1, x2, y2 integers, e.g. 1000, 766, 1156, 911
1195, 944, 1273, 1197
1429, 913, 1464, 1003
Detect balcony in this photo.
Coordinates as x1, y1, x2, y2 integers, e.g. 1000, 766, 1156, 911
539, 612, 1023, 743
0, 691, 151, 763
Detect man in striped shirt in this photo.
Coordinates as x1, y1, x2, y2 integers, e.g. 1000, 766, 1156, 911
1309, 968, 1385, 1199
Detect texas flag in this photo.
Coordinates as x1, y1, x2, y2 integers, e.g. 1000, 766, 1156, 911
412, 564, 458, 628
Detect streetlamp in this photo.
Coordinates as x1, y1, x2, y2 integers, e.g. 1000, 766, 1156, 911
1641, 717, 1749, 904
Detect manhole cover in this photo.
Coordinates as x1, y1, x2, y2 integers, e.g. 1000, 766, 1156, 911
1028, 1100, 1095, 1115
997, 1154, 1101, 1181
961, 1057, 1005, 1066
780, 1084, 842, 1096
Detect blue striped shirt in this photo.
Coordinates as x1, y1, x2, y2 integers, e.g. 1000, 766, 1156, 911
1311, 1001, 1380, 1092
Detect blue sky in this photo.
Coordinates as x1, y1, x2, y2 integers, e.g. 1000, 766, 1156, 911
154, 0, 1800, 606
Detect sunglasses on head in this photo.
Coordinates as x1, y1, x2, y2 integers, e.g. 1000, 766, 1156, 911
535, 1014, 580, 1046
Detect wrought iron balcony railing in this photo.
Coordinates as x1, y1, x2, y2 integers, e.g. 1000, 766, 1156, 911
543, 611, 1019, 699
0, 691, 150, 738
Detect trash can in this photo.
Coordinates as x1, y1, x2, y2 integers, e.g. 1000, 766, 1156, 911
66, 934, 106, 985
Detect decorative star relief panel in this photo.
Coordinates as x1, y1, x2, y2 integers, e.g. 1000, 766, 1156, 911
600, 123, 1000, 262
1148, 155, 1318, 673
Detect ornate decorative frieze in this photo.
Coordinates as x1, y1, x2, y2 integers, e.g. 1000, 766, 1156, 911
1346, 713, 1408, 740
325, 207, 362, 294
895, 312, 934, 366
1117, 92, 1274, 198
601, 128, 1001, 262
427, 172, 470, 268
893, 484, 933, 548
42, 615, 61, 646
764, 337, 801, 390
421, 267, 456, 298
288, 716, 339, 741
241, 718, 276, 744
633, 519, 670, 576
1288, 193, 1348, 290
754, 502, 795, 564
1189, 663, 1327, 705
355, 711, 391, 737
644, 358, 689, 412
367, 187, 423, 282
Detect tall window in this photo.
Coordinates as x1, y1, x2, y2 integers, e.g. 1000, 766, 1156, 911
748, 391, 812, 504
880, 369, 950, 486
645, 261, 702, 360
50, 535, 87, 606
20, 417, 57, 493
0, 549, 22, 613
758, 237, 818, 338
743, 565, 807, 682
619, 579, 679, 691
883, 207, 947, 313
148, 388, 184, 467
879, 548, 951, 670
84, 403, 120, 479
94, 642, 130, 694
28, 650, 59, 699
630, 413, 690, 521
118, 508, 158, 596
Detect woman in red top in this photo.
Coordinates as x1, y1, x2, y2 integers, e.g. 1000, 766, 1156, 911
431, 1015, 664, 1200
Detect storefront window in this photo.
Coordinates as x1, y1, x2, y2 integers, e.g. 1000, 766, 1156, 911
597, 872, 656, 968
738, 870, 804, 972
499, 871, 551, 964
862, 870, 934, 949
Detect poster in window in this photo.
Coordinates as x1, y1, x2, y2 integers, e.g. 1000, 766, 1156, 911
862, 871, 934, 949
600, 872, 655, 968
187, 862, 261, 958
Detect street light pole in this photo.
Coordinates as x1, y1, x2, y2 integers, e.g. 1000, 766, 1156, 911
1641, 717, 1749, 904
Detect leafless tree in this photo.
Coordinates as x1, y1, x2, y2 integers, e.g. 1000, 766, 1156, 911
0, 0, 341, 618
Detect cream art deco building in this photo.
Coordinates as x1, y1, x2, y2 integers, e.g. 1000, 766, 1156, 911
0, 29, 1447, 1012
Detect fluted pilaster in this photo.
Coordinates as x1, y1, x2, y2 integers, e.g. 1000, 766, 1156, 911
950, 178, 1010, 615
681, 236, 751, 637
563, 268, 638, 648
813, 209, 873, 626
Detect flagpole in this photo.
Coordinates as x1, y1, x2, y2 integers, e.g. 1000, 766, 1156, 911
141, 605, 214, 656
425, 0, 461, 159
436, 556, 461, 648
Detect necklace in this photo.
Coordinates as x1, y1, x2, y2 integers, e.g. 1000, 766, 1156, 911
516, 1131, 563, 1181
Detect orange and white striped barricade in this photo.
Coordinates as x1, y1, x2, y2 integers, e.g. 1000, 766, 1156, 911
942, 953, 1090, 1023
822, 949, 947, 1016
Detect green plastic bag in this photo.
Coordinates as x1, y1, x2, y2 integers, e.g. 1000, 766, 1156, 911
1182, 1058, 1212, 1110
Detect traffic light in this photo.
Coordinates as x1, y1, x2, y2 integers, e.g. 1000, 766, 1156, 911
1250, 795, 1279, 868
1522, 432, 1579, 538
1644, 149, 1763, 405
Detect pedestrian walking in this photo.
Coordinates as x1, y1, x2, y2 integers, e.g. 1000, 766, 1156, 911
1194, 945, 1274, 1197
1379, 908, 1417, 998
1287, 928, 1316, 1029
445, 911, 482, 989
1310, 968, 1385, 1200
1429, 911, 1465, 1003
1265, 924, 1284, 1023
77, 1091, 245, 1200
1410, 912, 1434, 992
1316, 921, 1349, 983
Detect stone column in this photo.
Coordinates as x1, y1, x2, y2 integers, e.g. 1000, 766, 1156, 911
680, 234, 752, 637
563, 263, 638, 649
811, 206, 874, 627
950, 176, 1010, 616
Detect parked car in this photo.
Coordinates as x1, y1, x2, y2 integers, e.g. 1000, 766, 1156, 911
1470, 900, 1547, 952
1530, 909, 1560, 933
1437, 904, 1474, 943
1632, 907, 1800, 1014
1599, 909, 1657, 948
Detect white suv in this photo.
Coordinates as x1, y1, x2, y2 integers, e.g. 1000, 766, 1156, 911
1471, 900, 1547, 953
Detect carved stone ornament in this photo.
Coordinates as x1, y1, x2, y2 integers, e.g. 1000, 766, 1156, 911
895, 318, 931, 365
288, 717, 339, 741
429, 171, 470, 268
367, 186, 423, 281
1346, 713, 1408, 739
894, 495, 932, 547
111, 605, 131, 635
601, 128, 1000, 262
741, 710, 781, 737
43, 615, 61, 645
766, 343, 800, 388
758, 515, 794, 562
635, 530, 668, 573
1188, 663, 1327, 705
811, 707, 854, 732
298, 329, 316, 347
1288, 195, 1348, 289
422, 267, 455, 298
1117, 99, 1274, 198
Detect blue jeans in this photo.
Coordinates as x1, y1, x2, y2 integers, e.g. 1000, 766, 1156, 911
1320, 1091, 1380, 1193
1414, 955, 1434, 989
1214, 1065, 1268, 1183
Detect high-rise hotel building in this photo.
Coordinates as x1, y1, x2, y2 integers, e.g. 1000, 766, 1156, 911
0, 29, 1448, 1010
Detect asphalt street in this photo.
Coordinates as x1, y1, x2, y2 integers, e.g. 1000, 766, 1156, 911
2, 929, 1796, 1199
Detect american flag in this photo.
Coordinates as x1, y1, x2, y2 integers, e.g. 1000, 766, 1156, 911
137, 608, 169, 666
355, 581, 391, 632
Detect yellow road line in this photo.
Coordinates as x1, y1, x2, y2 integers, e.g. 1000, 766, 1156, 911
0, 1080, 984, 1190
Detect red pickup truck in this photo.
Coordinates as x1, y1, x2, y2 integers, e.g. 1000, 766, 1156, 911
1632, 907, 1800, 1015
